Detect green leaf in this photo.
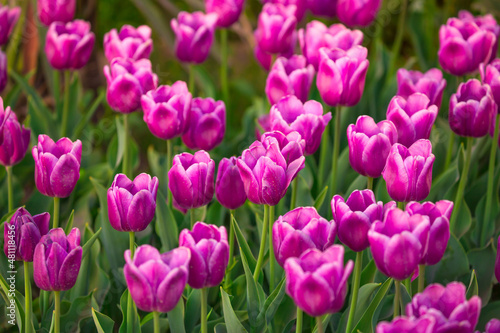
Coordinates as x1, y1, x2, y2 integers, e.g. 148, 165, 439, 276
426, 234, 469, 284
64, 210, 75, 235
167, 298, 186, 333
155, 191, 179, 252
115, 116, 126, 169
352, 283, 382, 328
118, 290, 141, 333
221, 288, 248, 333
92, 308, 115, 333
232, 215, 256, 271
261, 276, 286, 324
0, 207, 20, 224
466, 270, 479, 299
82, 227, 102, 260
427, 160, 459, 201
60, 292, 97, 332
313, 186, 328, 211
360, 259, 377, 286
240, 246, 263, 329
477, 301, 500, 331
185, 289, 201, 333
453, 198, 472, 239
346, 174, 369, 195
0, 272, 27, 332
73, 89, 105, 140
214, 323, 228, 333
192, 205, 207, 223
467, 240, 496, 304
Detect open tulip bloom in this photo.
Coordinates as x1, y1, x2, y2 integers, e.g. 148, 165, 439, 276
396, 68, 447, 109
254, 3, 297, 55
104, 24, 153, 62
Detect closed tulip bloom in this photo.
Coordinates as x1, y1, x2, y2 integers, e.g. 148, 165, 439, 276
179, 222, 229, 289
0, 102, 31, 167
382, 140, 435, 202
307, 0, 337, 18
171, 11, 218, 64
406, 282, 481, 333
285, 246, 353, 317
124, 245, 190, 313
449, 79, 497, 137
480, 59, 500, 107
270, 95, 331, 155
337, 0, 381, 27
273, 206, 336, 267
0, 4, 20, 45
182, 97, 226, 151
347, 116, 398, 178
387, 93, 439, 147
45, 20, 95, 70
32, 135, 82, 198
104, 25, 153, 62
254, 3, 297, 54
141, 82, 192, 140
368, 208, 430, 280
0, 51, 6, 93
168, 150, 215, 212
317, 46, 369, 107
486, 319, 500, 333
496, 236, 500, 283
397, 68, 447, 109
376, 316, 436, 333
37, 0, 75, 26
107, 173, 159, 232
459, 10, 500, 64
104, 58, 158, 113
3, 208, 50, 262
263, 0, 306, 21
299, 21, 363, 70
215, 157, 247, 210
205, 0, 245, 27
33, 228, 82, 291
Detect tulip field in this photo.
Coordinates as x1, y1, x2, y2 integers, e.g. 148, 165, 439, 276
2, 0, 500, 332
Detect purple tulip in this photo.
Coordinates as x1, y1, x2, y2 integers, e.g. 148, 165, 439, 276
387, 93, 439, 147
0, 102, 31, 167
181, 97, 226, 151
104, 58, 158, 114
269, 95, 331, 155
179, 222, 229, 289
347, 115, 398, 178
495, 235, 500, 283
124, 245, 190, 313
332, 190, 387, 252
237, 130, 305, 206
33, 228, 82, 291
37, 0, 75, 26
458, 10, 500, 64
141, 82, 192, 140
382, 140, 435, 202
368, 207, 430, 280
449, 79, 497, 138
168, 150, 215, 213
254, 3, 297, 55
254, 38, 295, 71
285, 246, 353, 317
299, 21, 363, 71
0, 51, 6, 93
171, 11, 218, 64
480, 59, 500, 107
104, 25, 153, 62
107, 173, 159, 232
265, 55, 315, 106
397, 68, 447, 109
0, 4, 20, 45
336, 0, 381, 27
486, 319, 500, 333
273, 206, 336, 267
45, 20, 95, 70
306, 0, 337, 18
215, 157, 247, 210
317, 46, 369, 107
32, 135, 81, 198
205, 0, 245, 28
3, 208, 50, 262
376, 316, 436, 333
406, 282, 481, 332
263, 0, 306, 21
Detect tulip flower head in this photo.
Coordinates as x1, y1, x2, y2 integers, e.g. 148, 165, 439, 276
306, 0, 338, 18
397, 68, 447, 109
254, 3, 297, 55
458, 10, 500, 64
205, 0, 245, 27
336, 0, 382, 27
104, 25, 153, 62
215, 157, 247, 210
486, 319, 500, 333
37, 0, 75, 26
0, 4, 20, 45
0, 101, 31, 167
263, 0, 306, 21
480, 59, 500, 107
376, 316, 436, 333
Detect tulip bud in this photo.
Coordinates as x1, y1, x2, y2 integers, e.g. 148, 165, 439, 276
141, 82, 192, 140
458, 10, 500, 64
3, 208, 50, 262
273, 206, 336, 267
0, 4, 20, 45
263, 0, 306, 21
104, 25, 153, 62
0, 101, 31, 167
376, 316, 436, 333
0, 51, 7, 93
215, 157, 247, 210
337, 0, 381, 27
270, 95, 331, 155
306, 0, 337, 18
254, 3, 297, 55
179, 222, 229, 289
480, 59, 500, 107
32, 135, 81, 198
382, 140, 435, 202
495, 235, 500, 283
33, 228, 82, 291
285, 246, 353, 317
45, 20, 95, 70
347, 116, 398, 178
205, 0, 245, 27
124, 245, 190, 312
37, 0, 75, 26
397, 68, 447, 109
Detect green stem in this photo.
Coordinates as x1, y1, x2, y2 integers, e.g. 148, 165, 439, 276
366, 177, 373, 191
122, 114, 130, 177
129, 232, 135, 257
54, 291, 61, 333
128, 232, 135, 333
404, 277, 412, 297
296, 308, 303, 333
220, 29, 229, 109
330, 106, 342, 199
318, 129, 329, 190
225, 210, 236, 290
53, 197, 60, 229
6, 166, 13, 212
268, 205, 275, 291
316, 316, 324, 333
253, 205, 269, 282
387, 0, 408, 79
201, 288, 208, 333
153, 311, 160, 333
189, 65, 195, 94
394, 280, 400, 318
397, 201, 405, 210
345, 251, 363, 333
418, 264, 425, 293
60, 70, 71, 137
443, 131, 455, 173
291, 177, 298, 210
166, 140, 173, 206
190, 209, 196, 229
24, 261, 32, 333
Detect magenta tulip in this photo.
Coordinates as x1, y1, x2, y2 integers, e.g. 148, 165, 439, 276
397, 68, 447, 109
0, 101, 31, 167
104, 25, 153, 62
215, 157, 247, 210
336, 0, 382, 27
205, 0, 245, 27
254, 3, 297, 55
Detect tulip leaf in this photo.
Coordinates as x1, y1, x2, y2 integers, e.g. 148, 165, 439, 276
64, 210, 75, 235
0, 272, 29, 332
453, 198, 472, 238
477, 301, 500, 331
426, 234, 469, 284
346, 174, 369, 196
60, 291, 98, 332
115, 116, 126, 169
232, 215, 256, 271
313, 186, 328, 211
92, 307, 115, 333
240, 246, 263, 329
352, 283, 382, 327
82, 227, 102, 260
155, 191, 179, 252
73, 89, 105, 140
466, 269, 479, 299
360, 259, 377, 286
427, 158, 459, 202
118, 290, 141, 333
467, 240, 496, 304
193, 205, 207, 223
221, 288, 248, 333
185, 289, 201, 332
141, 312, 169, 332
261, 276, 286, 324
0, 206, 20, 224
166, 298, 186, 333
214, 323, 228, 333
473, 164, 500, 247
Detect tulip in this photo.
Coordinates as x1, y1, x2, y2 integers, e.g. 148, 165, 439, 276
104, 58, 158, 113
104, 25, 153, 62
347, 116, 398, 178
3, 208, 50, 262
496, 235, 500, 283
397, 68, 447, 109
45, 20, 95, 70
382, 139, 435, 202
205, 0, 245, 28
336, 0, 382, 27
32, 135, 82, 198
215, 157, 247, 210
0, 4, 20, 45
37, 0, 75, 26
0, 51, 6, 93
486, 319, 500, 333
317, 46, 369, 107
273, 206, 336, 267
449, 79, 497, 138
0, 102, 31, 167
254, 3, 297, 55
270, 95, 331, 155
168, 150, 215, 213
284, 246, 354, 317
124, 245, 190, 312
299, 21, 363, 70
306, 0, 337, 18
141, 82, 192, 140
171, 11, 218, 64
33, 228, 82, 291
182, 97, 226, 151
387, 93, 439, 147
480, 59, 500, 107
263, 0, 306, 21
376, 316, 436, 333
254, 38, 295, 71
458, 10, 500, 63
